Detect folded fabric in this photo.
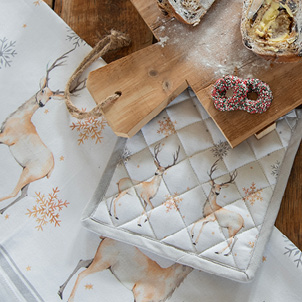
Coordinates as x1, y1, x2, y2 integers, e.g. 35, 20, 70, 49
83, 88, 302, 282
0, 1, 302, 301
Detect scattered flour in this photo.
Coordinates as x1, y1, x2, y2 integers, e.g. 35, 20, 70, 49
158, 36, 169, 47
155, 0, 272, 79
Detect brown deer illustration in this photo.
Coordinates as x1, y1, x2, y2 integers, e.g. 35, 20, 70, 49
109, 143, 180, 226
190, 160, 244, 256
0, 48, 84, 214
58, 237, 193, 302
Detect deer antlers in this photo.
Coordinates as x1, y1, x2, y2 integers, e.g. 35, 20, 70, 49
153, 143, 180, 169
208, 159, 237, 185
45, 48, 75, 87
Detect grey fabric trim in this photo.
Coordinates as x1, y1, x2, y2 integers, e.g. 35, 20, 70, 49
0, 245, 44, 302
246, 115, 302, 280
82, 137, 127, 219
82, 112, 302, 282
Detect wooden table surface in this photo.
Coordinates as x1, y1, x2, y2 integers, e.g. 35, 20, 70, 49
45, 0, 301, 250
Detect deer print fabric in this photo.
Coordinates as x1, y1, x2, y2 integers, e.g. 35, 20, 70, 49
83, 89, 302, 282
1, 1, 302, 301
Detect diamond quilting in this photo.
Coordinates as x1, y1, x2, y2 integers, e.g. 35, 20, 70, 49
124, 147, 156, 181
163, 159, 199, 195
105, 188, 144, 226
125, 131, 148, 155
141, 110, 175, 146
201, 177, 241, 206
89, 88, 300, 279
166, 98, 202, 130
247, 130, 283, 159
231, 227, 260, 270
203, 118, 227, 144
104, 164, 130, 198
276, 118, 293, 147
190, 149, 228, 183
189, 219, 227, 253
177, 121, 213, 156
162, 228, 196, 252
191, 94, 210, 120
176, 186, 207, 226
243, 186, 274, 226
235, 162, 271, 197
223, 140, 255, 171
148, 203, 187, 240
258, 148, 286, 186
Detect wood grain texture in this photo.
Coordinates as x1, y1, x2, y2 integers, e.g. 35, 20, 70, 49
48, 0, 301, 249
53, 0, 153, 62
87, 0, 302, 147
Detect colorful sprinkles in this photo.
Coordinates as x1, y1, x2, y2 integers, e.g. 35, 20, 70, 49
211, 75, 273, 114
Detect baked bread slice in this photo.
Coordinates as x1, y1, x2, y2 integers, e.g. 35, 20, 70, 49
157, 0, 216, 26
241, 0, 302, 62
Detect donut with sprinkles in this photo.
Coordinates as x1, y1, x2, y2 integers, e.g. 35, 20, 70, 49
240, 78, 273, 114
211, 75, 248, 112
211, 75, 273, 114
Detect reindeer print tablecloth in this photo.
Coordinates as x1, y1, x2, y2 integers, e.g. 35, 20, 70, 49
83, 89, 302, 282
1, 1, 302, 301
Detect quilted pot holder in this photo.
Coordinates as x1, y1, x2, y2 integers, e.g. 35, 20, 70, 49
82, 89, 302, 282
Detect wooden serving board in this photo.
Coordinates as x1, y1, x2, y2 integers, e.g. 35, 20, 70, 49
87, 0, 302, 148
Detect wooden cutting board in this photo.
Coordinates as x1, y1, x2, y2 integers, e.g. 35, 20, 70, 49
87, 0, 302, 148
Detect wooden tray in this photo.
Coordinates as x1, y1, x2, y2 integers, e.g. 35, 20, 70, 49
87, 0, 302, 147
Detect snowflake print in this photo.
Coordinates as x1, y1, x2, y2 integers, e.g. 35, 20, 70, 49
85, 284, 93, 290
164, 193, 183, 212
0, 38, 17, 69
70, 116, 107, 145
66, 27, 86, 48
242, 182, 263, 205
26, 187, 69, 231
33, 0, 41, 6
117, 147, 132, 166
211, 141, 231, 159
157, 116, 176, 137
271, 160, 281, 179
248, 241, 255, 249
283, 235, 302, 268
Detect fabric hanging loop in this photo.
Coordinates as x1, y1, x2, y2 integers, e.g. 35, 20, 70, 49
64, 29, 131, 119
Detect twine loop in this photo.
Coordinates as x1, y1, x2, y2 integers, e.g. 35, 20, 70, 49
64, 30, 131, 119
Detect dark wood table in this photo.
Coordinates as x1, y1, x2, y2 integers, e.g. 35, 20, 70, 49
45, 0, 302, 250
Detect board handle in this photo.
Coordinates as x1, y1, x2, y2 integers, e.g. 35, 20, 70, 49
87, 43, 188, 137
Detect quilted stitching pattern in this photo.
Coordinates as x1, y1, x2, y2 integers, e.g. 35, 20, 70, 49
89, 89, 299, 277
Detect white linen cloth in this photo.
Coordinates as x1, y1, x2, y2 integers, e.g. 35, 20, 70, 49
0, 0, 301, 301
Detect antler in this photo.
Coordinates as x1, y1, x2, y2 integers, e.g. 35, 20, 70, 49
45, 47, 75, 87
208, 159, 220, 181
165, 145, 180, 169
154, 143, 162, 167
220, 170, 238, 186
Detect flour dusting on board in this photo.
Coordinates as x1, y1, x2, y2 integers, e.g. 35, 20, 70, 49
156, 0, 272, 78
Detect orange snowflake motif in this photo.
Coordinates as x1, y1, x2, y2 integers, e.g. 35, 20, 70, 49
242, 182, 263, 206
157, 117, 176, 137
248, 241, 255, 248
70, 116, 107, 145
85, 284, 93, 290
26, 187, 69, 231
164, 193, 183, 212
33, 0, 41, 6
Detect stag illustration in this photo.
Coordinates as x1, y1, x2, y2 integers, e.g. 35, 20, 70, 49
190, 160, 244, 256
109, 143, 180, 226
58, 237, 193, 302
0, 48, 84, 214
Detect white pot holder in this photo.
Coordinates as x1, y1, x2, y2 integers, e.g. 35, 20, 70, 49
82, 89, 302, 282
